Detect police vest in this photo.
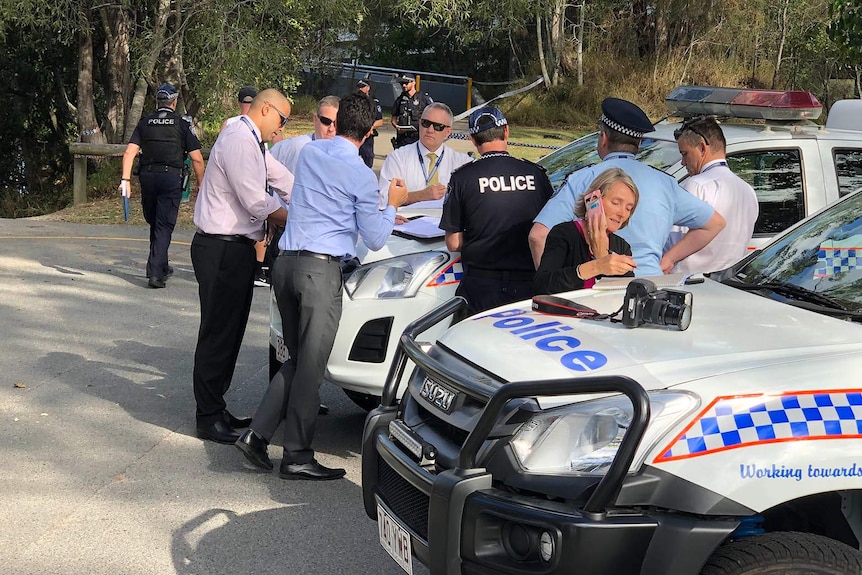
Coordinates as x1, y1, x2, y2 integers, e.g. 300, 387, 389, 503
137, 109, 187, 169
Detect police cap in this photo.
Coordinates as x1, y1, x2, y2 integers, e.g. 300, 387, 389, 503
237, 86, 257, 104
357, 79, 369, 89
599, 97, 653, 138
468, 106, 508, 135
398, 74, 416, 85
156, 83, 179, 102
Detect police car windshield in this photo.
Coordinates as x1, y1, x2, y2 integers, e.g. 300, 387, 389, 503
538, 132, 680, 191
729, 190, 862, 312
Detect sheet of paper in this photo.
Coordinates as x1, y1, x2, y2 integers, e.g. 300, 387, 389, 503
394, 216, 444, 239
593, 273, 691, 290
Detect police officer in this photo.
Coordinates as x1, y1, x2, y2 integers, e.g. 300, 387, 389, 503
391, 74, 433, 149
121, 83, 205, 288
357, 80, 383, 167
440, 106, 554, 316
529, 97, 725, 275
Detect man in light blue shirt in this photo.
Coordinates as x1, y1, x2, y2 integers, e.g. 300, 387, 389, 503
236, 92, 408, 482
529, 98, 725, 276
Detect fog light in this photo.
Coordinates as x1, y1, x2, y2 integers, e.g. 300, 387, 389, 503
503, 522, 532, 560
539, 531, 554, 563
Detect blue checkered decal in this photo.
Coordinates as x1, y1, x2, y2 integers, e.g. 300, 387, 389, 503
655, 391, 862, 463
814, 240, 861, 277
427, 258, 463, 287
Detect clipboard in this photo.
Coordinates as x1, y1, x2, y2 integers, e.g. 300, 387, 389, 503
393, 215, 445, 240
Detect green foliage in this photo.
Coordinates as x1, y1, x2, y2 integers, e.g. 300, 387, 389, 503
829, 0, 862, 62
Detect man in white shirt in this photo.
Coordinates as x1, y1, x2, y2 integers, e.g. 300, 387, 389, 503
667, 116, 759, 274
270, 95, 339, 173
379, 102, 472, 208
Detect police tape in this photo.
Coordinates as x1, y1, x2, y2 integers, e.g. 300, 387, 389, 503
447, 131, 563, 150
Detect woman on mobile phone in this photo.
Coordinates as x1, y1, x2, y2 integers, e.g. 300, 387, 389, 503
534, 168, 639, 294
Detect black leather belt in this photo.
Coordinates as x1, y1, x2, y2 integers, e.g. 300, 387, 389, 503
280, 250, 340, 263
140, 164, 183, 174
466, 267, 535, 282
196, 231, 255, 246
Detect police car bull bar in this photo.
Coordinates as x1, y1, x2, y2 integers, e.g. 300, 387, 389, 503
380, 296, 652, 515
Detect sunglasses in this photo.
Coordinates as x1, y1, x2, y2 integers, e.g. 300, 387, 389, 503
316, 114, 335, 127
674, 118, 710, 145
266, 101, 290, 128
420, 119, 449, 132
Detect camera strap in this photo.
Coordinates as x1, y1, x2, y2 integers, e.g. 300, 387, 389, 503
532, 294, 625, 322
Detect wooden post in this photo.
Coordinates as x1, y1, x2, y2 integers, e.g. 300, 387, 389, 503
73, 156, 88, 205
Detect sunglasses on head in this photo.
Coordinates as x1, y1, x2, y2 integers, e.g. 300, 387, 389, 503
316, 114, 335, 127
674, 118, 710, 145
266, 101, 289, 128
420, 119, 449, 132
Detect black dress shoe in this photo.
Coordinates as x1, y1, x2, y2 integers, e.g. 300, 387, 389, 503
148, 277, 166, 289
164, 266, 174, 278
196, 420, 240, 444
224, 411, 252, 429
279, 458, 345, 481
235, 429, 272, 471
318, 403, 329, 415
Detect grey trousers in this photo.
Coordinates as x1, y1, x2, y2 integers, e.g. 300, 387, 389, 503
250, 252, 342, 464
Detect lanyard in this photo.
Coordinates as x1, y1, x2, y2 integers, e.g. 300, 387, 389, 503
700, 160, 728, 174
417, 143, 444, 185
240, 116, 271, 196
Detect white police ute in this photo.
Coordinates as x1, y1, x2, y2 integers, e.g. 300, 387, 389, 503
361, 185, 862, 574
270, 86, 862, 411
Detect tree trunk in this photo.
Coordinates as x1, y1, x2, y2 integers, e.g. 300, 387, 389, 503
576, 0, 584, 86
99, 5, 131, 144
771, 0, 789, 89
77, 11, 106, 147
537, 13, 552, 88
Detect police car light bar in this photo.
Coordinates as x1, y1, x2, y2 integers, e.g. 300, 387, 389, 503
666, 86, 822, 121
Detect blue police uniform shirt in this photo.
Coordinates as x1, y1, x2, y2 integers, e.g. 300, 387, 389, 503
279, 135, 395, 259
534, 152, 714, 276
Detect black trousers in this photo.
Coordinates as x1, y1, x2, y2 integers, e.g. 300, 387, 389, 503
190, 232, 257, 426
250, 252, 342, 464
393, 132, 419, 149
139, 171, 182, 279
456, 274, 534, 317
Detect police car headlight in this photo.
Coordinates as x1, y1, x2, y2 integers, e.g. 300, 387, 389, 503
511, 391, 698, 475
344, 252, 449, 299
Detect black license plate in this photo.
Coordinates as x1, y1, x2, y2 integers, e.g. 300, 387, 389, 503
419, 377, 457, 413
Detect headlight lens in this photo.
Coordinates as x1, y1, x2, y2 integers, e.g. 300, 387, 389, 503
511, 391, 698, 475
344, 252, 449, 299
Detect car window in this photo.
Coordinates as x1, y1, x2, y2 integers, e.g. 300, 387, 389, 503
733, 191, 862, 311
834, 149, 862, 198
727, 150, 804, 236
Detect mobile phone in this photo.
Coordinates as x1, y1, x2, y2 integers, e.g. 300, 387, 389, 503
584, 190, 604, 222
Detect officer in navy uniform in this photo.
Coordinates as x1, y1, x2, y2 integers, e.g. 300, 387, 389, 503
391, 74, 433, 149
440, 106, 554, 316
357, 79, 383, 167
121, 83, 205, 288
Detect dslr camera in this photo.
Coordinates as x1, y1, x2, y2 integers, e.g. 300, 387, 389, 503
622, 279, 693, 331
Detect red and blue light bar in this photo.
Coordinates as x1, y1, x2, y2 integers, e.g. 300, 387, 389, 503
666, 86, 822, 121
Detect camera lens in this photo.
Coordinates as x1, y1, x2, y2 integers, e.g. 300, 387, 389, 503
643, 299, 691, 331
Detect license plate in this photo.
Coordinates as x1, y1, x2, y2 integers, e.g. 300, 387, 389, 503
275, 334, 287, 363
377, 502, 413, 575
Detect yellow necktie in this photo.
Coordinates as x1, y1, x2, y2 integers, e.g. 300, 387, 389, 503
427, 153, 438, 185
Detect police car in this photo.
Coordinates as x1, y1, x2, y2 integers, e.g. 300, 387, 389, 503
361, 180, 862, 574
270, 87, 862, 410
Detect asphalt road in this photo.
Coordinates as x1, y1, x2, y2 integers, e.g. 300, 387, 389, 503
0, 218, 424, 575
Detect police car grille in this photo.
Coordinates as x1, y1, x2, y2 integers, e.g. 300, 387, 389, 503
377, 458, 429, 541
417, 403, 470, 446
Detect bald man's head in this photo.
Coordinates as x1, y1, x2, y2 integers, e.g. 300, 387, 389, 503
248, 89, 291, 143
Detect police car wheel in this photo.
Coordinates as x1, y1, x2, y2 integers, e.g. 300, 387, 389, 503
268, 345, 283, 381
700, 531, 862, 575
343, 389, 380, 412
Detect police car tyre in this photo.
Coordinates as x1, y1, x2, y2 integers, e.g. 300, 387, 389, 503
700, 532, 862, 575
343, 389, 381, 412
269, 344, 282, 381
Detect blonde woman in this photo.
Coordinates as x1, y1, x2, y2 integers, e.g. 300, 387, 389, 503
534, 168, 639, 294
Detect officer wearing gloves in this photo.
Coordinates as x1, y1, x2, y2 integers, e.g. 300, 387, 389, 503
120, 82, 205, 288
391, 74, 433, 149
440, 106, 554, 316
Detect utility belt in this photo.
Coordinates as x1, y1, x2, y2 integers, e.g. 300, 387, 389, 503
140, 163, 183, 175
196, 231, 255, 246
465, 267, 535, 282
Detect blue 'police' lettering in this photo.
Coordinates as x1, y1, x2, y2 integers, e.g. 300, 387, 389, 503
477, 309, 608, 372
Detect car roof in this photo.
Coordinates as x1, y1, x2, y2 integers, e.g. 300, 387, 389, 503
645, 120, 862, 145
